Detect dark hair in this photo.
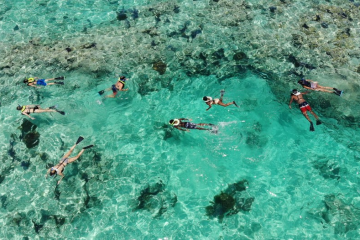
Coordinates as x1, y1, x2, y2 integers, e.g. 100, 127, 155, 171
202, 96, 208, 101
169, 119, 174, 124
292, 89, 298, 93
120, 76, 126, 80
50, 170, 56, 176
16, 106, 22, 110
23, 78, 28, 83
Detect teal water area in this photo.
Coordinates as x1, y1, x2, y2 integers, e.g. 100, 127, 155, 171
1, 0, 360, 239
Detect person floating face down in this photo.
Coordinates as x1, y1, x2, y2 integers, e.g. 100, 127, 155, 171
45, 137, 93, 185
297, 78, 343, 96
288, 89, 322, 131
169, 118, 214, 132
98, 76, 129, 98
16, 105, 65, 120
23, 76, 65, 88
203, 90, 238, 111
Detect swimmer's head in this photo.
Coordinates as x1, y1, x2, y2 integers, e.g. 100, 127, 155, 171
49, 170, 57, 176
203, 96, 212, 102
119, 76, 127, 81
292, 89, 300, 95
169, 119, 180, 126
23, 78, 28, 83
16, 105, 22, 110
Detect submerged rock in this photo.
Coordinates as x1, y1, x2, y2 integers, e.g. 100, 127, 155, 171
152, 61, 167, 75
23, 132, 40, 148
206, 180, 254, 222
134, 180, 177, 218
20, 119, 40, 149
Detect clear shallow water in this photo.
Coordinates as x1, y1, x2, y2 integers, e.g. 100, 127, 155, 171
1, 0, 360, 239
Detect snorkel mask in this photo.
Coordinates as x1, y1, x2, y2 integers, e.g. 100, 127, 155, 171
169, 119, 180, 126
292, 89, 300, 96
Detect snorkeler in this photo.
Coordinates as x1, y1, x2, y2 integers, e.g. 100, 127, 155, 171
23, 76, 64, 87
203, 90, 238, 111
45, 136, 93, 185
98, 76, 129, 98
169, 118, 214, 132
288, 89, 322, 131
17, 105, 65, 120
297, 78, 343, 96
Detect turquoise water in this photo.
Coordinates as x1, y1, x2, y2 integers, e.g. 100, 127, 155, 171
1, 0, 360, 239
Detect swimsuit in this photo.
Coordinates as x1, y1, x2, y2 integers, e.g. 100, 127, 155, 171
299, 101, 312, 113
51, 158, 69, 175
111, 84, 118, 95
36, 79, 47, 86
184, 122, 197, 129
213, 99, 220, 104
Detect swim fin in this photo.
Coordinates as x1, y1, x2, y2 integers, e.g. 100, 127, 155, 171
83, 145, 94, 149
98, 90, 105, 95
56, 110, 65, 115
233, 101, 239, 107
220, 90, 225, 96
316, 119, 322, 125
310, 122, 315, 131
55, 76, 65, 80
76, 136, 84, 145
55, 82, 64, 85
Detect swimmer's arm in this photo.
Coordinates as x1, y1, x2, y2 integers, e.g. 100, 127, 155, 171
120, 88, 129, 91
288, 96, 294, 108
57, 173, 64, 185
45, 168, 51, 178
206, 104, 212, 111
301, 91, 310, 95
22, 112, 35, 120
177, 127, 189, 132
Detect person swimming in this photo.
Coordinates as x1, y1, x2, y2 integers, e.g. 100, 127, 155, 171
23, 76, 64, 87
203, 90, 238, 111
98, 76, 129, 98
45, 136, 93, 185
297, 78, 343, 96
16, 105, 65, 120
169, 118, 214, 132
288, 89, 322, 131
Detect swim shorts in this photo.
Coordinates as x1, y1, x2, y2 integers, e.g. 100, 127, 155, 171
36, 79, 47, 86
111, 84, 118, 96
184, 122, 197, 129
299, 102, 312, 113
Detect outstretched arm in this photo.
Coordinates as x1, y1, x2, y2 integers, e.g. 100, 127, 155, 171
22, 112, 35, 120
176, 126, 189, 132
288, 96, 294, 109
57, 172, 65, 185
206, 103, 212, 111
45, 168, 51, 178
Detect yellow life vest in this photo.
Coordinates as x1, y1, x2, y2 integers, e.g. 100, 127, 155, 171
21, 106, 26, 112
27, 78, 35, 83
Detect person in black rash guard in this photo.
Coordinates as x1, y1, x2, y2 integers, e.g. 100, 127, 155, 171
297, 78, 343, 96
169, 118, 214, 132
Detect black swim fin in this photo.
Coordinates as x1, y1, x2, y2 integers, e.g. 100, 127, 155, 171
233, 101, 239, 107
56, 110, 65, 115
310, 122, 315, 131
55, 76, 65, 80
316, 119, 322, 125
83, 145, 94, 149
98, 90, 105, 95
76, 136, 84, 144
